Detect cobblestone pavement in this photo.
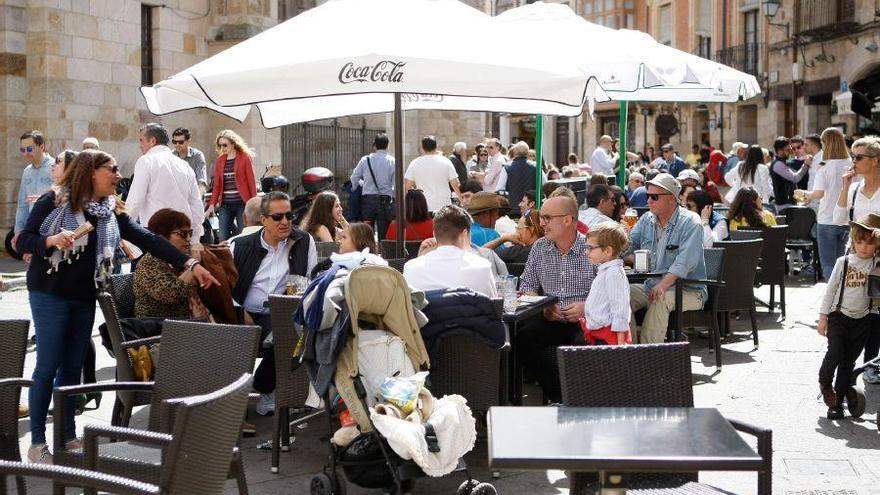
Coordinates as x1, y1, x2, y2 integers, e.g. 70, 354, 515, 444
2, 261, 878, 494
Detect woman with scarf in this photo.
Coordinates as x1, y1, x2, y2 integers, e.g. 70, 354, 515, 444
16, 149, 218, 464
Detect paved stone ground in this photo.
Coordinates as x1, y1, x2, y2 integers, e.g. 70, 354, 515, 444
2, 256, 879, 494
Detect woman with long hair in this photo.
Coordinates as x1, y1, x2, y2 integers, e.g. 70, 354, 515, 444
385, 189, 434, 240
685, 189, 729, 247
301, 191, 348, 242
16, 150, 217, 464
724, 145, 773, 205
795, 128, 853, 278
206, 129, 257, 241
727, 186, 777, 231
482, 208, 544, 263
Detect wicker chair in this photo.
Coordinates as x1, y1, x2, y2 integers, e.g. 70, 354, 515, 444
0, 460, 160, 495
107, 274, 136, 319
267, 295, 323, 474
712, 239, 764, 346
96, 293, 156, 427
52, 321, 261, 494
315, 241, 341, 259
731, 226, 789, 319
428, 299, 509, 426
76, 374, 253, 495
557, 343, 772, 495
379, 240, 422, 260
385, 257, 407, 273
505, 262, 525, 278
774, 215, 786, 225
0, 320, 30, 495
668, 248, 726, 369
783, 206, 819, 283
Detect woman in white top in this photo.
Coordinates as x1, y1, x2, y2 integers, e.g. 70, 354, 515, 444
794, 127, 853, 279
684, 189, 728, 247
835, 136, 880, 226
724, 145, 774, 205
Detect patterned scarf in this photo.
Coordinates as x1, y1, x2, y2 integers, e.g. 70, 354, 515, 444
39, 189, 120, 285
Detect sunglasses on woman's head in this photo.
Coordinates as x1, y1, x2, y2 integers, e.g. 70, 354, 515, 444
265, 211, 294, 222
853, 153, 875, 162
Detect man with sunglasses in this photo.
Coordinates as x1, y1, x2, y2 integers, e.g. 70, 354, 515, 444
13, 131, 55, 250
626, 173, 707, 344
230, 191, 317, 414
171, 127, 208, 193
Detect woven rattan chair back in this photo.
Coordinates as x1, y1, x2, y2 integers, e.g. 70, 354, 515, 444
713, 239, 764, 312
783, 206, 816, 242
0, 460, 159, 495
0, 320, 30, 467
97, 293, 138, 383
149, 321, 260, 432
159, 374, 252, 495
558, 343, 694, 407
729, 230, 761, 241
268, 295, 310, 409
702, 248, 724, 282
379, 240, 422, 260
315, 241, 340, 259
108, 274, 136, 319
384, 257, 407, 273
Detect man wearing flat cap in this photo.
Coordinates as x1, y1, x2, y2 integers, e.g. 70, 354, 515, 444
467, 191, 509, 246
626, 173, 707, 343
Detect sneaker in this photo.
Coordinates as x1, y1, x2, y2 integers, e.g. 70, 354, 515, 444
863, 367, 880, 384
820, 384, 837, 408
17, 404, 29, 418
827, 405, 845, 420
65, 438, 83, 451
256, 392, 275, 416
27, 444, 52, 464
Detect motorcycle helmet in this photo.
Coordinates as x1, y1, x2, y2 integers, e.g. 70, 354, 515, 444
261, 175, 290, 193
301, 167, 334, 194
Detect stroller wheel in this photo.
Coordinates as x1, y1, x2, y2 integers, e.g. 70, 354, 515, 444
310, 473, 333, 495
457, 479, 479, 495
846, 388, 866, 418
470, 482, 498, 495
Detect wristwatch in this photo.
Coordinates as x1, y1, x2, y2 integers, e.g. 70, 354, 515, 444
184, 258, 201, 272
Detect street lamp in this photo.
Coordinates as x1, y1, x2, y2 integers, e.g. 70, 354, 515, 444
762, 0, 780, 18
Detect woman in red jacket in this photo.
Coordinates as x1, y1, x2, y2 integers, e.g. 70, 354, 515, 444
206, 130, 257, 241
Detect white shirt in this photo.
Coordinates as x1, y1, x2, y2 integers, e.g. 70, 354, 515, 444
700, 220, 729, 248
590, 146, 615, 176
230, 232, 318, 314
404, 153, 458, 212
834, 180, 880, 225
812, 158, 852, 225
578, 207, 614, 228
584, 258, 630, 332
483, 153, 507, 192
724, 163, 773, 205
126, 145, 206, 243
403, 245, 497, 298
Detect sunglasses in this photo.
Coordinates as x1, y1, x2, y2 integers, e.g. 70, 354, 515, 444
853, 153, 875, 162
19, 146, 34, 153
172, 229, 193, 239
646, 193, 672, 201
99, 164, 120, 174
265, 211, 294, 222
172, 139, 186, 145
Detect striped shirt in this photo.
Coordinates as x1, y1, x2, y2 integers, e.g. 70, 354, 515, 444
520, 233, 597, 308
584, 258, 630, 332
222, 158, 242, 204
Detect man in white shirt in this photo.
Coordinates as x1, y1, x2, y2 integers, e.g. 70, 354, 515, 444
126, 123, 206, 244
403, 205, 497, 298
404, 135, 461, 212
590, 135, 617, 177
482, 137, 508, 192
578, 183, 616, 228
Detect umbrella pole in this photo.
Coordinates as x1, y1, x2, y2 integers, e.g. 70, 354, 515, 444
535, 114, 544, 209
394, 93, 405, 254
617, 101, 628, 186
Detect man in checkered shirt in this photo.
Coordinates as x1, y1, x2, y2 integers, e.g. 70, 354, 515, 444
518, 196, 598, 403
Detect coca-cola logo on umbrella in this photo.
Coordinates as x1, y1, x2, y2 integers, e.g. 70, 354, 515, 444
338, 61, 406, 84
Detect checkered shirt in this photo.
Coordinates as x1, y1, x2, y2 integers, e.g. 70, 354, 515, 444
520, 233, 597, 308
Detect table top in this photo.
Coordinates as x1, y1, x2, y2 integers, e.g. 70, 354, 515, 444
502, 295, 559, 323
488, 406, 762, 471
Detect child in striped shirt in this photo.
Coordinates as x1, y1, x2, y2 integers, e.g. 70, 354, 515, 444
582, 221, 632, 345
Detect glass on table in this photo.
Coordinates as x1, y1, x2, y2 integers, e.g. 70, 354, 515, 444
622, 208, 638, 230
286, 274, 309, 295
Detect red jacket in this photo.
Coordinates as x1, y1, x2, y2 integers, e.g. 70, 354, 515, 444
210, 153, 257, 207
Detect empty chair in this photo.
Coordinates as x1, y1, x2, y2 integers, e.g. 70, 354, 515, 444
731, 226, 789, 318
784, 206, 819, 282
669, 248, 726, 369
712, 239, 764, 346
107, 274, 136, 319
0, 320, 31, 494
557, 343, 772, 495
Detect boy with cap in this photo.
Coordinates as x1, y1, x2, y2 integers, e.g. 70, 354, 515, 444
817, 213, 880, 419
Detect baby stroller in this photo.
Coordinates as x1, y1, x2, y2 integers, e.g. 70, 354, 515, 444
844, 355, 880, 430
299, 265, 496, 495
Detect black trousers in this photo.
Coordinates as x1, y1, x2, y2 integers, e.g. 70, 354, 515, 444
863, 316, 880, 363
250, 313, 275, 394
515, 316, 584, 403
361, 194, 393, 241
818, 313, 873, 399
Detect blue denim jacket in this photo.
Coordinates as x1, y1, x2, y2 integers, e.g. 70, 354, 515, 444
15, 155, 55, 233
628, 206, 707, 299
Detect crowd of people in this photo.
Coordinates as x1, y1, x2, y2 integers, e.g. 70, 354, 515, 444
8, 121, 880, 463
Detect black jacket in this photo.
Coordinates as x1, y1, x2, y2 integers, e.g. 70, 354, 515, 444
231, 227, 311, 305
19, 191, 188, 304
449, 153, 468, 186
420, 287, 506, 362
504, 156, 536, 216
770, 158, 795, 206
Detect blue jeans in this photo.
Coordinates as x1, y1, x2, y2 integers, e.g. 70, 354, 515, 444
218, 201, 246, 241
28, 291, 96, 444
817, 224, 849, 280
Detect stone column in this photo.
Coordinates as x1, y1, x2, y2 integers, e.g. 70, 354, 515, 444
0, 1, 28, 229
499, 114, 511, 145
